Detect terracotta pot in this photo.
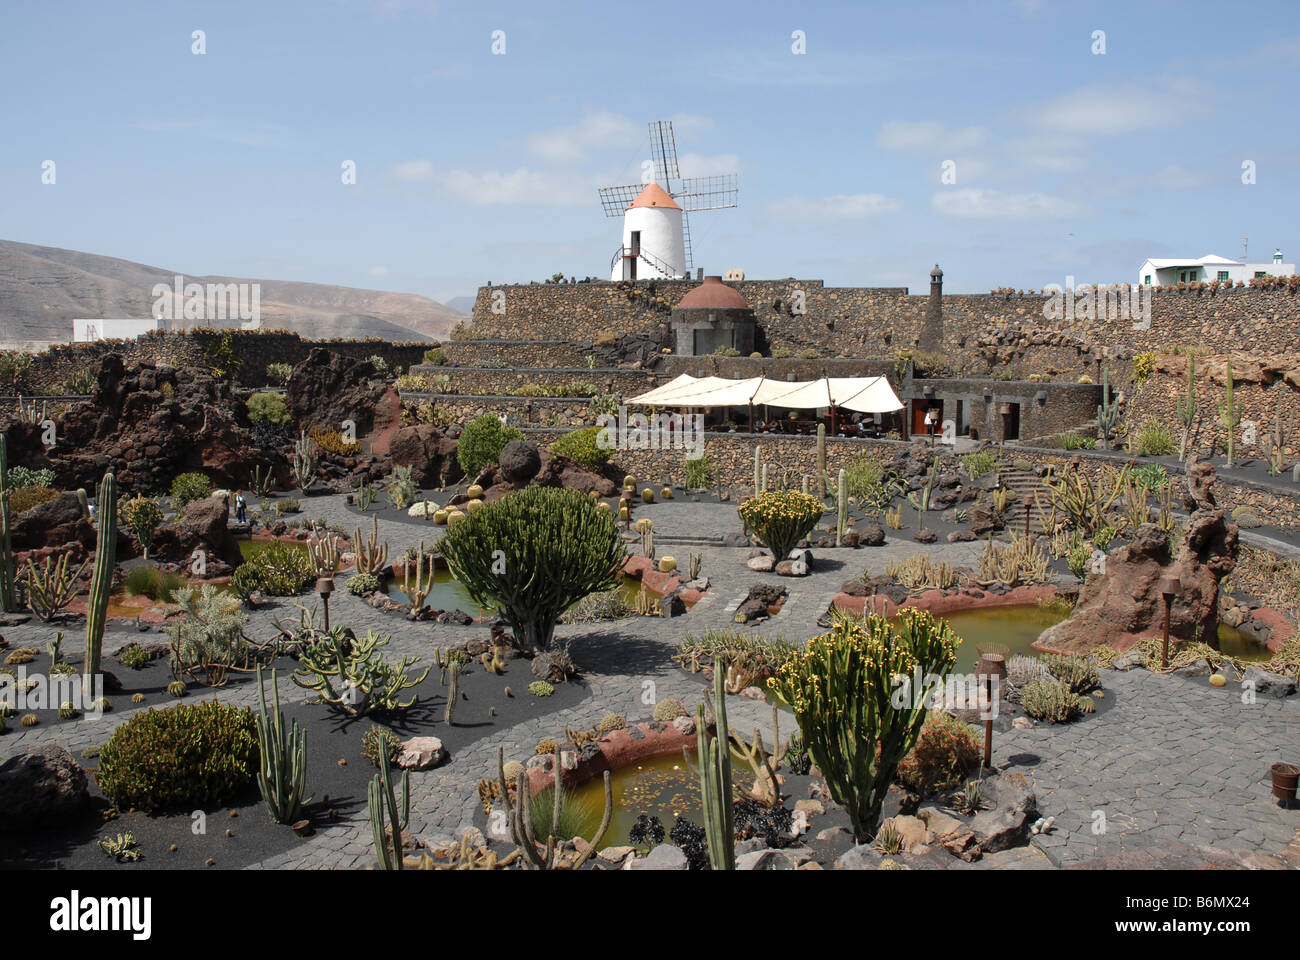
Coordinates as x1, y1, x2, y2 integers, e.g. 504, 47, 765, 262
1270, 763, 1299, 805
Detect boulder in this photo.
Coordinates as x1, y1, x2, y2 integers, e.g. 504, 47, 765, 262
498, 440, 542, 485
0, 745, 89, 830
746, 555, 775, 572
389, 423, 463, 488
1241, 666, 1296, 698
734, 598, 770, 623
835, 844, 886, 870
624, 843, 688, 870
397, 736, 448, 770
737, 849, 807, 870
970, 773, 1037, 852
1036, 457, 1237, 656
152, 495, 244, 573
8, 491, 95, 551
859, 523, 886, 546
913, 528, 937, 544
286, 348, 399, 445
533, 452, 617, 496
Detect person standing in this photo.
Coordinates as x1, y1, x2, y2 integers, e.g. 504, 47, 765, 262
235, 490, 247, 525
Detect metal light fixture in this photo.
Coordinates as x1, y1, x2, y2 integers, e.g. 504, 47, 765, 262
977, 654, 1008, 768
1158, 574, 1180, 669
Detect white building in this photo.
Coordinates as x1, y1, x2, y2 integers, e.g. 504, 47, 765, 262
609, 182, 687, 281
73, 318, 169, 342
1138, 250, 1294, 287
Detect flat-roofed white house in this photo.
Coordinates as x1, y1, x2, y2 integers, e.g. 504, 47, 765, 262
72, 318, 170, 342
1138, 250, 1295, 287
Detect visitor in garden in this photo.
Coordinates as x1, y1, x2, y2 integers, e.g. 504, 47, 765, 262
234, 490, 247, 525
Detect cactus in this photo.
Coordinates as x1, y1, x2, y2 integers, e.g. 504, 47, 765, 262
760, 463, 768, 494
308, 534, 339, 577
1218, 358, 1240, 468
906, 459, 939, 531
76, 488, 89, 518
254, 667, 312, 824
836, 467, 847, 546
401, 540, 432, 615
84, 472, 117, 682
22, 553, 87, 622
497, 745, 612, 870
816, 423, 827, 499
445, 659, 460, 725
0, 436, 15, 613
293, 431, 319, 491
368, 746, 410, 869
752, 445, 761, 496
1264, 400, 1291, 476
352, 514, 388, 576
167, 679, 187, 698
634, 517, 654, 560
1097, 368, 1119, 449
695, 654, 736, 869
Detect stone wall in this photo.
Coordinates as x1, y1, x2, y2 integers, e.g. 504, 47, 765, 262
404, 366, 657, 397
437, 339, 594, 368
15, 330, 430, 392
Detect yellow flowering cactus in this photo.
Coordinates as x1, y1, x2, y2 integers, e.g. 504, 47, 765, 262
767, 609, 960, 841
737, 490, 824, 560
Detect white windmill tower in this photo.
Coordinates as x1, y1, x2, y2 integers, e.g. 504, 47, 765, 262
601, 120, 738, 281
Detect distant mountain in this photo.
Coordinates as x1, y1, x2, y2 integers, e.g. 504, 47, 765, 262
443, 295, 475, 316
0, 239, 462, 350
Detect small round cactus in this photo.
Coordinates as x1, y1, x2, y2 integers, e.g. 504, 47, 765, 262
623, 475, 636, 488
641, 488, 655, 503
535, 738, 558, 755
20, 713, 39, 727
58, 701, 79, 719
467, 484, 484, 500
658, 556, 677, 573
503, 760, 525, 780
652, 698, 687, 722
448, 510, 466, 526
528, 680, 555, 697
433, 508, 449, 524
131, 692, 145, 704
167, 680, 187, 698
596, 501, 611, 513
618, 506, 630, 522
598, 712, 626, 733
92, 697, 112, 713
465, 498, 484, 514
660, 486, 673, 500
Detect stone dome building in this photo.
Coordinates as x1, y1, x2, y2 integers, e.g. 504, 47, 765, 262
670, 275, 756, 355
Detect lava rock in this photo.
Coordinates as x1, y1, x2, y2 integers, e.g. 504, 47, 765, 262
0, 745, 89, 830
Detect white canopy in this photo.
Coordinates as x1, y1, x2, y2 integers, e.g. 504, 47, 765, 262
629, 374, 902, 413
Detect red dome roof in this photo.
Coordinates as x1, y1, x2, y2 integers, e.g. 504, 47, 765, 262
627, 182, 681, 211
677, 276, 748, 310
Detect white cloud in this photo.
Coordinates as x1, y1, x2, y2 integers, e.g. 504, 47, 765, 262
436, 168, 593, 206
368, 265, 389, 276
765, 193, 903, 223
525, 111, 642, 162
1027, 83, 1184, 136
876, 122, 988, 154
390, 159, 435, 181
931, 188, 1087, 219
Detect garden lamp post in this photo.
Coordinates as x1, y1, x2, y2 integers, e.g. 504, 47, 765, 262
977, 654, 1008, 769
1158, 574, 1180, 669
316, 574, 335, 632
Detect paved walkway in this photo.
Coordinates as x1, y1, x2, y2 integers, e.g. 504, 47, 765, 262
5, 492, 1299, 869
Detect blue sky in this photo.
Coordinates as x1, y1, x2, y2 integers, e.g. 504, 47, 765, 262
1, 0, 1296, 304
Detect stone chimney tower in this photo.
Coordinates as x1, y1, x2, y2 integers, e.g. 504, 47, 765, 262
920, 264, 943, 351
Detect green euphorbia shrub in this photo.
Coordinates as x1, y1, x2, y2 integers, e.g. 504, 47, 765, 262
550, 427, 612, 472
737, 490, 823, 560
457, 414, 523, 477
246, 391, 292, 427
439, 486, 625, 653
96, 701, 258, 813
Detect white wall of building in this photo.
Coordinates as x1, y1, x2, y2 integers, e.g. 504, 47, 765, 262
73, 318, 167, 342
611, 205, 686, 281
1139, 256, 1295, 287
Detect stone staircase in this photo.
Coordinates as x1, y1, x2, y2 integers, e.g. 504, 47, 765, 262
995, 464, 1049, 536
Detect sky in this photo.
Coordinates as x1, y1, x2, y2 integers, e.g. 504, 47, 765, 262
1, 0, 1297, 305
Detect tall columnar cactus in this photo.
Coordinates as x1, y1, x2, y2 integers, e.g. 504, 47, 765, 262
84, 472, 117, 680
1176, 354, 1198, 462
255, 667, 312, 824
835, 467, 847, 547
445, 659, 460, 725
753, 445, 761, 497
352, 514, 388, 576
308, 533, 339, 577
816, 423, 827, 498
76, 488, 89, 518
760, 463, 768, 494
0, 436, 14, 613
293, 431, 319, 491
368, 745, 410, 870
696, 655, 736, 870
1218, 358, 1240, 468
768, 609, 959, 841
1097, 368, 1119, 449
498, 745, 611, 870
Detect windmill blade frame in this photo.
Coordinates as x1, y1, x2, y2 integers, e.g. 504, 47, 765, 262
649, 120, 680, 185
673, 174, 738, 212
598, 184, 646, 217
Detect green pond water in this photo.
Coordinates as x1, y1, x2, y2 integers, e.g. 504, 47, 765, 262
917, 604, 1272, 672
550, 752, 756, 849
386, 572, 662, 615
